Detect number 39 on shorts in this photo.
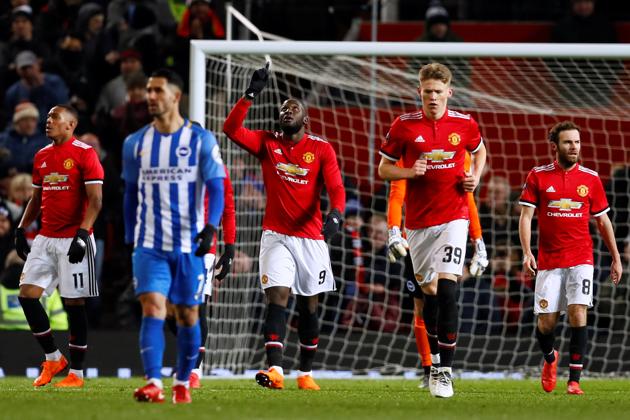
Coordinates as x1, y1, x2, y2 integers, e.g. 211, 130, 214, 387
442, 246, 462, 264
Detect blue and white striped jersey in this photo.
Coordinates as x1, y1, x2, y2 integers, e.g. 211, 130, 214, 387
122, 120, 225, 252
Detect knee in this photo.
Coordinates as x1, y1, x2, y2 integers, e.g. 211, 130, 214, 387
421, 282, 437, 296
537, 317, 556, 334
175, 305, 199, 327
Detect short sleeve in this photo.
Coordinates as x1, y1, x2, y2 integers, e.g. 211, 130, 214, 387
199, 130, 226, 182
121, 135, 139, 183
32, 153, 42, 188
466, 117, 483, 153
519, 170, 539, 208
82, 148, 104, 184
590, 176, 610, 217
379, 117, 404, 161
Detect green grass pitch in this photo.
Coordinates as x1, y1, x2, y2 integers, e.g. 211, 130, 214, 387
1, 378, 629, 420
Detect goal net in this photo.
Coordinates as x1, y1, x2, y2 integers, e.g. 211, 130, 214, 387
194, 41, 630, 376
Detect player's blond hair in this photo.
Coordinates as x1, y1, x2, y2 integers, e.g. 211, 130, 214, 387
548, 121, 581, 144
419, 63, 452, 85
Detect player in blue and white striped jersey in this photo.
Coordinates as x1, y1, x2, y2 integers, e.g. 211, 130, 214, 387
122, 69, 225, 404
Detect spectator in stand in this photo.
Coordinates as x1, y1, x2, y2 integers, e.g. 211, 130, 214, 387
102, 72, 150, 166
0, 5, 52, 92
416, 0, 462, 42
490, 240, 534, 334
359, 214, 402, 333
34, 0, 83, 51
480, 175, 520, 253
0, 102, 49, 174
0, 1, 33, 42
74, 2, 117, 110
329, 198, 367, 328
4, 50, 69, 131
552, 0, 617, 43
94, 48, 144, 118
107, 0, 177, 35
174, 0, 225, 88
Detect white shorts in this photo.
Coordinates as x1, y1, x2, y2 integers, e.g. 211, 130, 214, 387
20, 234, 98, 298
258, 230, 335, 296
534, 264, 594, 314
201, 253, 216, 297
406, 219, 468, 285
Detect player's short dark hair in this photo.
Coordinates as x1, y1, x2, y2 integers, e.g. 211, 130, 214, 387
548, 121, 580, 144
419, 62, 452, 85
55, 104, 79, 122
150, 68, 184, 92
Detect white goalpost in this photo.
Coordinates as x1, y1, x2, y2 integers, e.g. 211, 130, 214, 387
191, 39, 630, 377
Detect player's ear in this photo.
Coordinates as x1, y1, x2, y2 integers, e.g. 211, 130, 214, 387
447, 87, 453, 98
303, 116, 309, 128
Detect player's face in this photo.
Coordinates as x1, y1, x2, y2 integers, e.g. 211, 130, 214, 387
279, 99, 307, 135
146, 77, 180, 118
418, 78, 452, 120
45, 106, 75, 141
554, 129, 581, 166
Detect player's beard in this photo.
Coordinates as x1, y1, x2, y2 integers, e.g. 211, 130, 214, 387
280, 120, 303, 136
558, 150, 579, 167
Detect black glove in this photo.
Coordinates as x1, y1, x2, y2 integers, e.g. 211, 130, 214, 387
321, 208, 343, 241
194, 224, 216, 257
15, 227, 30, 261
67, 228, 90, 264
245, 62, 269, 100
215, 243, 235, 281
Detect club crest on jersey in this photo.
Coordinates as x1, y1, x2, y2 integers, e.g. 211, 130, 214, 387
176, 146, 191, 158
261, 274, 269, 285
539, 299, 548, 309
276, 162, 309, 177
63, 158, 74, 170
448, 132, 461, 146
548, 198, 583, 211
577, 185, 589, 197
303, 152, 315, 163
43, 172, 69, 184
421, 149, 455, 162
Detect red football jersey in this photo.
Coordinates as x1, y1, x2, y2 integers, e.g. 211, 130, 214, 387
224, 98, 345, 240
380, 109, 483, 229
32, 138, 104, 238
519, 161, 609, 270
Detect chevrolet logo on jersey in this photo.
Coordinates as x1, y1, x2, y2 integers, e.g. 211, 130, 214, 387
43, 173, 69, 184
548, 198, 583, 211
276, 162, 309, 176
421, 149, 456, 162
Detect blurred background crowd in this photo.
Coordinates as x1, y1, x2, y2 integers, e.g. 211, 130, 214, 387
0, 0, 628, 334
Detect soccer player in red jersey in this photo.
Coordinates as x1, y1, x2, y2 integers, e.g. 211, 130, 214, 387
15, 104, 104, 388
378, 63, 487, 398
223, 64, 346, 391
519, 121, 622, 395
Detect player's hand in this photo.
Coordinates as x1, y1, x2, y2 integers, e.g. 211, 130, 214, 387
245, 62, 270, 100
387, 226, 408, 262
322, 208, 343, 241
522, 251, 537, 277
215, 243, 235, 281
610, 259, 623, 285
463, 171, 479, 192
409, 158, 427, 178
15, 227, 30, 261
469, 238, 489, 277
67, 228, 90, 264
194, 224, 216, 257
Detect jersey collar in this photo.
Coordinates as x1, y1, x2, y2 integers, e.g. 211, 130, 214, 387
553, 160, 579, 173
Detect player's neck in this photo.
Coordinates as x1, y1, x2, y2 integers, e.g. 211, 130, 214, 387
153, 111, 185, 134
51, 134, 73, 146
556, 159, 577, 171
423, 106, 447, 121
283, 128, 305, 143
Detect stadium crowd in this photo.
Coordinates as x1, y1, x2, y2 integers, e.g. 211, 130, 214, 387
0, 0, 627, 339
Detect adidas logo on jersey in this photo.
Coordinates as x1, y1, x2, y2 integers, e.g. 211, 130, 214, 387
546, 186, 556, 193
414, 135, 425, 143
41, 162, 47, 168
274, 148, 283, 155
